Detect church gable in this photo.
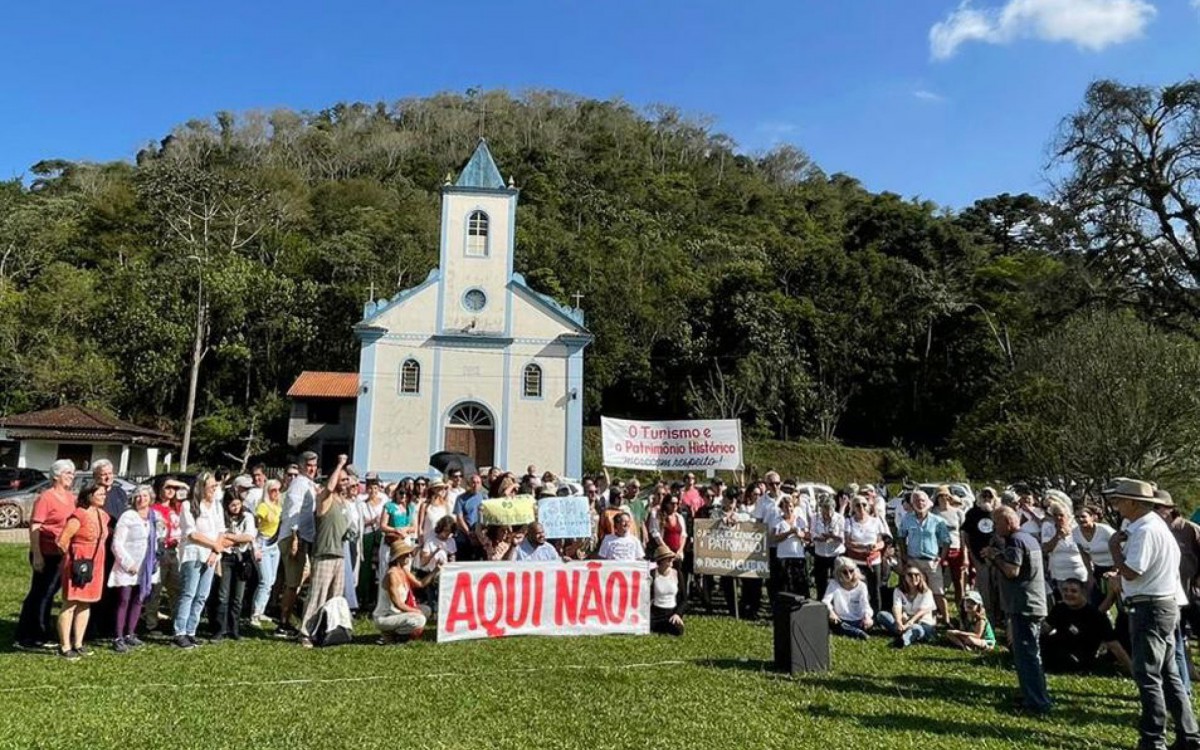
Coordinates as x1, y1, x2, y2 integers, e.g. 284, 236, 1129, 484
358, 269, 440, 334
509, 278, 589, 341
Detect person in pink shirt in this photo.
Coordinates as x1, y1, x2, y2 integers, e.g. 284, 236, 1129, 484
678, 473, 704, 515
15, 459, 77, 650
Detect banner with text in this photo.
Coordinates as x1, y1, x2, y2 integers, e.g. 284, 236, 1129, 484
692, 520, 770, 578
436, 560, 651, 643
537, 496, 593, 539
600, 417, 743, 471
481, 495, 537, 527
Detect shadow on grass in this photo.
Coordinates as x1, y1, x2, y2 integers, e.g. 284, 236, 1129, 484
853, 710, 1127, 750
693, 657, 779, 674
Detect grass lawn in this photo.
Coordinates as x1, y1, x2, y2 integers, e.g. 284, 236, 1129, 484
0, 545, 1146, 750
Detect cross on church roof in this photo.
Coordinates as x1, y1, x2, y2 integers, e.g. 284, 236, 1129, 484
455, 139, 507, 190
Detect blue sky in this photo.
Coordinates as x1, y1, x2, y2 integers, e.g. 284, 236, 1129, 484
4, 0, 1198, 207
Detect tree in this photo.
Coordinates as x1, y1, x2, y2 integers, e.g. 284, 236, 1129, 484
1054, 79, 1200, 324
954, 311, 1200, 492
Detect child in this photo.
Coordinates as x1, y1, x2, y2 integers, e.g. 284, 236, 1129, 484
414, 516, 457, 612
822, 557, 874, 640
945, 590, 996, 651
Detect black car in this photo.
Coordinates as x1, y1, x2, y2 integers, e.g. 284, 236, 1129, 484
0, 467, 48, 493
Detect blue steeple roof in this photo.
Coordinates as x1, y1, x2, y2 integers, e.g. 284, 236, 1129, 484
455, 139, 506, 190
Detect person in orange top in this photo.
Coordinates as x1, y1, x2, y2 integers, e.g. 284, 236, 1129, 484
57, 484, 110, 660
15, 459, 77, 650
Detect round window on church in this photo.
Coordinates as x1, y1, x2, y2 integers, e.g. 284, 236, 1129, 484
463, 288, 487, 312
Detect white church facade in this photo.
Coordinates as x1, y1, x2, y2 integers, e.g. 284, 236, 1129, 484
350, 140, 591, 479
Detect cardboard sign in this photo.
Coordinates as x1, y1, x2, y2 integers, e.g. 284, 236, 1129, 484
481, 495, 536, 527
601, 417, 743, 471
537, 495, 593, 539
437, 560, 652, 642
692, 519, 769, 578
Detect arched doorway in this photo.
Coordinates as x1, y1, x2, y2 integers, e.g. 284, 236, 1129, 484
443, 402, 495, 468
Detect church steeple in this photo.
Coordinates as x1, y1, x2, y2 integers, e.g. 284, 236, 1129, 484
455, 139, 506, 190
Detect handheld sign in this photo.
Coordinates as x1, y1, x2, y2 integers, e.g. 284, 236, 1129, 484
692, 520, 769, 578
481, 495, 536, 527
538, 495, 592, 539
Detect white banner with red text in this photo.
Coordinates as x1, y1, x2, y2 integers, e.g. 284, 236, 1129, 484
600, 417, 743, 471
436, 560, 651, 643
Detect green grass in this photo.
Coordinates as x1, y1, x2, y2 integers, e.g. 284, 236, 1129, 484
0, 544, 1141, 749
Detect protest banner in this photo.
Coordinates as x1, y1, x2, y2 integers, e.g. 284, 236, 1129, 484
436, 560, 651, 642
481, 495, 536, 526
600, 417, 742, 471
692, 519, 769, 578
537, 495, 593, 539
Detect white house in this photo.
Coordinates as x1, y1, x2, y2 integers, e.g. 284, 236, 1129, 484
351, 140, 592, 479
0, 404, 177, 476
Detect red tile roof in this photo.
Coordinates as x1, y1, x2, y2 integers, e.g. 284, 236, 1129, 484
287, 372, 360, 399
0, 405, 177, 445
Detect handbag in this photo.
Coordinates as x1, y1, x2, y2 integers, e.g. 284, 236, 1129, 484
70, 510, 102, 587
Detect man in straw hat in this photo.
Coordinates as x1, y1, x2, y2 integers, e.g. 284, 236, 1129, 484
374, 539, 431, 644
1106, 479, 1200, 749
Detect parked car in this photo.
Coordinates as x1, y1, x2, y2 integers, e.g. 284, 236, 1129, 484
0, 474, 140, 530
0, 467, 48, 493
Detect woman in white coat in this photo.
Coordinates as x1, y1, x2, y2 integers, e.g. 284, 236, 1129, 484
108, 485, 158, 653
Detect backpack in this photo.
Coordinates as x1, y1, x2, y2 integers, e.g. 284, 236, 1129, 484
312, 596, 354, 647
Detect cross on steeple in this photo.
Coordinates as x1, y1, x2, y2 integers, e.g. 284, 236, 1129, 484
571, 291, 584, 308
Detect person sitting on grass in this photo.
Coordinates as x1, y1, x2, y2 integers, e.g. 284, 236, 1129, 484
945, 590, 997, 652
1040, 577, 1131, 674
374, 540, 432, 644
649, 545, 686, 636
822, 557, 873, 640
877, 565, 936, 648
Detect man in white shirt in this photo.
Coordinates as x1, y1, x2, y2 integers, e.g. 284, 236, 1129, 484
598, 513, 645, 561
756, 471, 790, 605
446, 469, 466, 506
1108, 479, 1199, 749
243, 464, 267, 513
278, 450, 318, 636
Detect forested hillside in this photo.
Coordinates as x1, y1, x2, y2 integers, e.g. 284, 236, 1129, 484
2, 85, 1196, 485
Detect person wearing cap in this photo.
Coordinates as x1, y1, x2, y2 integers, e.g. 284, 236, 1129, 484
982, 505, 1051, 715
298, 455, 354, 647
963, 487, 1003, 624
278, 450, 319, 636
945, 590, 996, 652
374, 540, 431, 643
1107, 478, 1200, 748
650, 545, 685, 636
898, 490, 951, 624
1040, 577, 1130, 673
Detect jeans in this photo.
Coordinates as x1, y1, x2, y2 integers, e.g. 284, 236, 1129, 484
877, 611, 935, 647
15, 552, 62, 645
832, 618, 870, 640
1129, 597, 1199, 749
857, 561, 882, 614
1009, 613, 1052, 713
1176, 619, 1193, 697
174, 560, 215, 637
252, 543, 279, 617
214, 558, 246, 637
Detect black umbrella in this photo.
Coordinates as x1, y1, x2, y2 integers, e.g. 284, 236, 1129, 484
429, 451, 478, 478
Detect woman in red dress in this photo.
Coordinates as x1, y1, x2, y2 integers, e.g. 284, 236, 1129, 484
57, 484, 109, 660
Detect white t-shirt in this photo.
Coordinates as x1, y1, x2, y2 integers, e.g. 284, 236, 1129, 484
773, 513, 808, 559
822, 580, 873, 622
1073, 523, 1116, 567
894, 588, 936, 626
513, 540, 559, 562
598, 533, 645, 561
812, 513, 846, 558
422, 501, 452, 543
1122, 512, 1187, 603
846, 516, 886, 548
179, 499, 225, 565
415, 536, 457, 572
753, 494, 783, 542
1041, 523, 1089, 583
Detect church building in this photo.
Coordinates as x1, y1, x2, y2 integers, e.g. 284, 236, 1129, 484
351, 140, 591, 479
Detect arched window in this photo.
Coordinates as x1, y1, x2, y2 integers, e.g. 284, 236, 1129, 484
448, 403, 493, 428
400, 359, 421, 395
466, 210, 489, 257
522, 363, 543, 398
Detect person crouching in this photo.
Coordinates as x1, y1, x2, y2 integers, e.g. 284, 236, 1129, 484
374, 540, 432, 644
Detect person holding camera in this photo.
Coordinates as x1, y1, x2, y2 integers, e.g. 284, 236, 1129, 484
56, 484, 110, 660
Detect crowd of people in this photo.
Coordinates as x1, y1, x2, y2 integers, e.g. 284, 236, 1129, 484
11, 455, 1200, 746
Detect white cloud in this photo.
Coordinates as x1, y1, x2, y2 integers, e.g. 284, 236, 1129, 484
914, 89, 948, 103
930, 0, 1157, 60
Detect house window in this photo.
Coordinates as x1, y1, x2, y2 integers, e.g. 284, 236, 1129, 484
523, 364, 543, 398
466, 210, 489, 257
400, 359, 421, 394
306, 400, 341, 424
